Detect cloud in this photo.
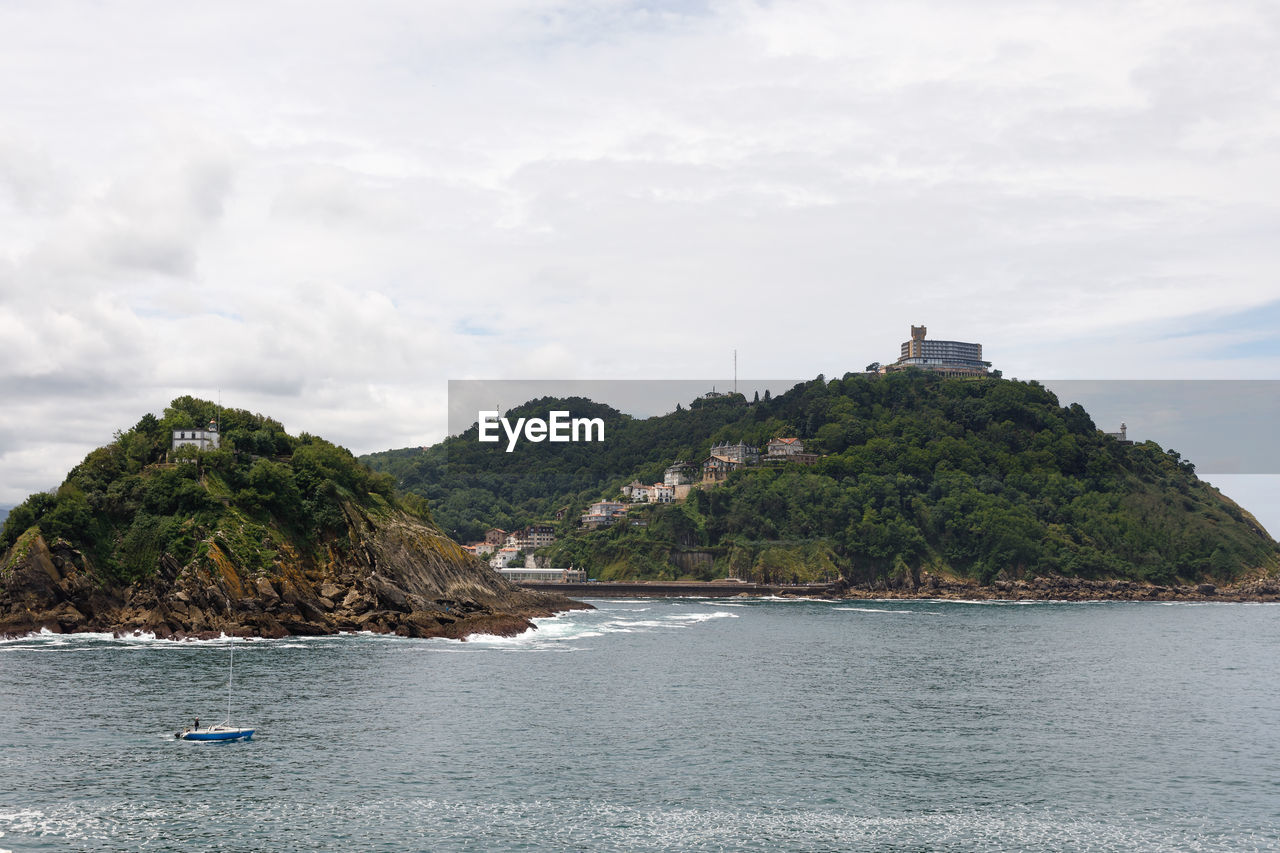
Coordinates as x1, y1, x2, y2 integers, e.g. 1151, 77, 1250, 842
1, 0, 1278, 532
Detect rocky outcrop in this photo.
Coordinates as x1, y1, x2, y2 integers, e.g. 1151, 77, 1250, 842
849, 572, 1280, 602
0, 510, 589, 640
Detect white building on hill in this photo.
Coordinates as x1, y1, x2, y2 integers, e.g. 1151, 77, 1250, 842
172, 420, 220, 451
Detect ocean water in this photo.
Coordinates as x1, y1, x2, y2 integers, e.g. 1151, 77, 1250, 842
2, 598, 1279, 852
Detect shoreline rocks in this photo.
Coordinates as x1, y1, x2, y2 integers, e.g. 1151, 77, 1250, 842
0, 515, 590, 642
834, 573, 1280, 603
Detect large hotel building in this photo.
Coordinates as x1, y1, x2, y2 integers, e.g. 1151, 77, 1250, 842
888, 325, 991, 377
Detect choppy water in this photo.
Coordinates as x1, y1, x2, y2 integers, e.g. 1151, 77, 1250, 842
3, 598, 1280, 852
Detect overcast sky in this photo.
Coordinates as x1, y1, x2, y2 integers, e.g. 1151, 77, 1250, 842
2, 0, 1278, 527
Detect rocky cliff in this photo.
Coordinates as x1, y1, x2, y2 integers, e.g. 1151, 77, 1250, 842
0, 505, 586, 640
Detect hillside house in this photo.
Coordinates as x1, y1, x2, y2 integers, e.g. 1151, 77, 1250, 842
581, 500, 628, 530
664, 461, 698, 486
766, 437, 804, 456
765, 437, 819, 465
650, 483, 675, 503
172, 420, 220, 452
620, 480, 648, 501
488, 546, 522, 569
702, 454, 742, 483
708, 442, 759, 465
504, 524, 555, 550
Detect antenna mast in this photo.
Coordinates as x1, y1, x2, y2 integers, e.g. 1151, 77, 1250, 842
733, 349, 737, 394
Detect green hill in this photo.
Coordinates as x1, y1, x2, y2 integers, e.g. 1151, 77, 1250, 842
364, 372, 1279, 586
0, 396, 579, 638
1, 395, 417, 579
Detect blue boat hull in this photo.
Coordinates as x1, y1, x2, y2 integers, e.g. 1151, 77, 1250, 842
177, 727, 254, 741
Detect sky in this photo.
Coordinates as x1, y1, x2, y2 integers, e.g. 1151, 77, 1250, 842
1, 0, 1278, 528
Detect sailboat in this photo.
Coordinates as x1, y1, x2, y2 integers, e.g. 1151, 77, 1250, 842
176, 643, 255, 742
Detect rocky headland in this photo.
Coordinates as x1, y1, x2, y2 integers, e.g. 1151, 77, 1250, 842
0, 509, 588, 640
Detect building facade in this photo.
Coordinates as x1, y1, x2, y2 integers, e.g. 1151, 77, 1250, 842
172, 420, 220, 451
708, 442, 759, 465
664, 461, 698, 486
702, 455, 742, 483
496, 566, 587, 583
890, 325, 991, 376
488, 546, 522, 568
766, 437, 805, 457
523, 524, 556, 549
581, 500, 628, 529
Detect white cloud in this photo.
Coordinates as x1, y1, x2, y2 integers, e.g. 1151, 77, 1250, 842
1, 0, 1278, 531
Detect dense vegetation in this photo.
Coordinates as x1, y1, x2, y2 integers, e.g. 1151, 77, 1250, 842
364, 373, 1278, 585
1, 396, 430, 582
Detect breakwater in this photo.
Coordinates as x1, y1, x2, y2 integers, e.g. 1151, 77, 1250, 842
516, 580, 837, 598
517, 575, 1280, 601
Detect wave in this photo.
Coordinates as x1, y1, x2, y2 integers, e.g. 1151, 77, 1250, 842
665, 611, 738, 622
3, 798, 1270, 852
834, 607, 940, 615
741, 595, 839, 603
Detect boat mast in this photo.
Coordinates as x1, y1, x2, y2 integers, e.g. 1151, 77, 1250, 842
227, 644, 233, 726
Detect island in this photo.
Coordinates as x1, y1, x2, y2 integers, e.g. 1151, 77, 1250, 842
0, 397, 588, 639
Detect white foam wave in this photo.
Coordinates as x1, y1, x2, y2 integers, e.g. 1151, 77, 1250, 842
665, 611, 738, 622
1, 798, 1269, 852
834, 607, 939, 615
749, 595, 841, 603
430, 605, 745, 651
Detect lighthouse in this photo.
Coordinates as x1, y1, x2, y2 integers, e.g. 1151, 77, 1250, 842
171, 418, 220, 451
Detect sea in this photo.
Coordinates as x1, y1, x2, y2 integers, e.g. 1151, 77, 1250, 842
2, 597, 1279, 852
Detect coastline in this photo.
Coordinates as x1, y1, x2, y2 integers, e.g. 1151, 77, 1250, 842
0, 530, 593, 642
517, 575, 1280, 603
0, 599, 593, 643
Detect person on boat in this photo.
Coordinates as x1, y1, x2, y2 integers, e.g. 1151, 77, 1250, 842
194, 717, 199, 731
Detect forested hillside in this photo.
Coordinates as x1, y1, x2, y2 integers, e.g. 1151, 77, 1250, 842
364, 373, 1278, 586
1, 396, 421, 581
1, 396, 576, 639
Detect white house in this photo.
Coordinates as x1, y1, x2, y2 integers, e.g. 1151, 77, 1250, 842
621, 480, 649, 501
581, 500, 628, 529
489, 546, 522, 568
766, 437, 806, 457
664, 461, 697, 486
172, 420, 220, 451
